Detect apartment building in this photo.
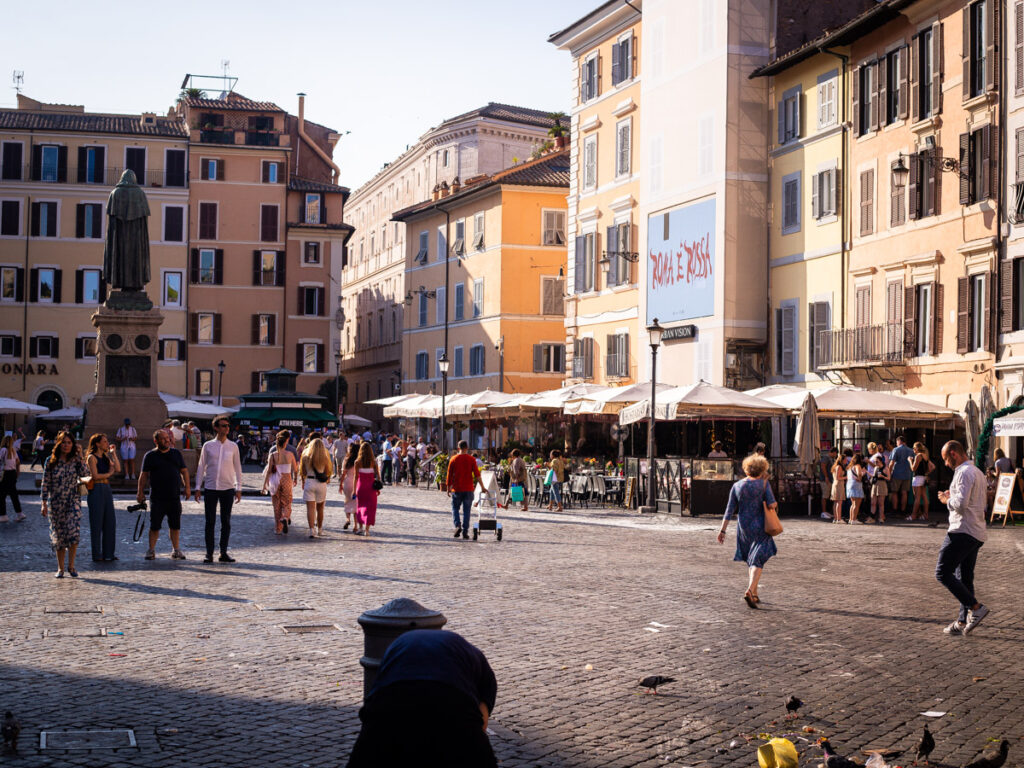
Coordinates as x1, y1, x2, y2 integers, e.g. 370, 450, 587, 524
549, 1, 643, 387
177, 90, 350, 404
0, 94, 189, 411
342, 103, 554, 419
392, 150, 570, 399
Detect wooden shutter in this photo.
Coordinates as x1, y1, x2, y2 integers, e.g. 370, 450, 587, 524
619, 335, 629, 377
781, 305, 796, 375
907, 156, 920, 220
533, 344, 543, 373
855, 287, 870, 327
987, 124, 998, 200
852, 66, 861, 137
898, 46, 909, 119
928, 149, 940, 216
574, 237, 586, 292
200, 159, 209, 181
251, 372, 260, 392
261, 162, 270, 183
1001, 258, 1016, 332
75, 204, 85, 238
74, 269, 83, 304
979, 125, 992, 202
275, 251, 286, 287
77, 147, 87, 183
1017, 2, 1024, 94
28, 268, 38, 302
963, 5, 972, 100
268, 315, 276, 345
14, 267, 23, 302
212, 314, 222, 344
860, 169, 874, 236
189, 313, 199, 343
605, 334, 615, 377
957, 276, 970, 353
218, 158, 225, 181
189, 249, 199, 284
251, 314, 260, 344
296, 343, 303, 370
985, 0, 998, 92
252, 250, 262, 286
985, 271, 998, 351
74, 338, 83, 360
29, 337, 37, 358
298, 286, 306, 314
959, 133, 971, 204
214, 249, 224, 285
904, 285, 917, 355
94, 147, 105, 182
30, 145, 42, 180
605, 225, 618, 287
157, 339, 165, 361
932, 22, 943, 115
1017, 128, 1024, 183
611, 41, 622, 85
317, 344, 325, 373
910, 36, 920, 122
933, 283, 943, 354
57, 146, 67, 182
869, 62, 879, 131
317, 287, 326, 316
878, 59, 888, 126
811, 172, 820, 219
52, 270, 61, 304
29, 202, 39, 237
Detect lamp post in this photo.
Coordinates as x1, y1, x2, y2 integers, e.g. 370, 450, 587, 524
335, 352, 343, 427
640, 319, 663, 514
438, 353, 450, 454
216, 360, 226, 407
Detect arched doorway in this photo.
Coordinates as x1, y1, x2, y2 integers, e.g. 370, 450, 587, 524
36, 389, 64, 412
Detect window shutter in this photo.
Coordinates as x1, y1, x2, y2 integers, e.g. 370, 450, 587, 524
1017, 128, 1024, 184
95, 147, 105, 181
317, 344, 325, 373
77, 147, 88, 182
75, 203, 85, 238
75, 337, 83, 360
611, 41, 622, 85
29, 268, 38, 302
963, 5, 972, 101
30, 145, 42, 180
985, 0, 998, 92
987, 124, 998, 200
909, 37, 920, 122
986, 271, 998, 351
781, 305, 796, 376
574, 237, 586, 293
219, 158, 226, 181
251, 314, 259, 344
957, 276, 970, 353
52, 337, 58, 359
852, 66, 862, 136
296, 344, 303, 370
14, 267, 23, 302
619, 334, 630, 377
189, 313, 198, 343
904, 285, 917, 355
317, 287, 326, 316
29, 337, 37, 358
57, 146, 68, 182
605, 334, 615, 377
878, 60, 888, 126
298, 286, 305, 314
30, 202, 40, 237
52, 270, 61, 304
777, 99, 786, 144
869, 62, 879, 131
811, 172, 820, 219
252, 250, 261, 285
813, 302, 830, 369
980, 125, 992, 202
933, 283, 943, 354
251, 372, 260, 392
214, 249, 224, 284
268, 315, 276, 345
1001, 258, 1016, 333
932, 22, 943, 114
276, 251, 286, 287
605, 225, 618, 287
189, 249, 199, 283
74, 269, 83, 304
793, 90, 801, 139
860, 169, 874, 236
585, 338, 594, 379
213, 314, 222, 344
907, 156, 920, 220
832, 169, 841, 217
959, 133, 971, 204
897, 46, 909, 119
533, 344, 542, 373
157, 339, 165, 361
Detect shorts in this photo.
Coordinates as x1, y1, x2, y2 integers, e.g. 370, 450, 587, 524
303, 479, 328, 503
818, 480, 830, 498
830, 481, 846, 503
889, 477, 911, 495
150, 499, 182, 531
120, 443, 137, 460
871, 480, 888, 498
912, 475, 927, 488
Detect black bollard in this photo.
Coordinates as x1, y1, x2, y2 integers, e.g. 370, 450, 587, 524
357, 597, 447, 699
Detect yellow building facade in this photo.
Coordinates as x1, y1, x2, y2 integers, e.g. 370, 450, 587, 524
392, 151, 570, 398
549, 1, 642, 386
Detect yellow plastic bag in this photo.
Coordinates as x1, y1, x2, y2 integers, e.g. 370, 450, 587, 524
757, 737, 798, 768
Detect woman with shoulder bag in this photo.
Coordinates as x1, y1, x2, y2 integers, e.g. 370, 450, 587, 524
716, 454, 779, 609
0, 434, 24, 522
299, 438, 334, 538
354, 442, 382, 538
508, 449, 529, 512
263, 431, 298, 535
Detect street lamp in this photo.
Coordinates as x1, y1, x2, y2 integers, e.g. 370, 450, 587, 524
335, 352, 343, 426
891, 150, 960, 191
439, 352, 450, 454
640, 319, 663, 514
217, 360, 226, 407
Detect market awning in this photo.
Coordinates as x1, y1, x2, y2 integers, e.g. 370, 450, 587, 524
233, 407, 336, 426
619, 381, 785, 425
745, 384, 958, 420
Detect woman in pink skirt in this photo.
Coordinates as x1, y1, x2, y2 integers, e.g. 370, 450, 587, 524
354, 442, 381, 537
339, 442, 359, 531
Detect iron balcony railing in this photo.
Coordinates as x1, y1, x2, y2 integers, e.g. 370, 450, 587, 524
815, 322, 907, 370
0, 165, 188, 187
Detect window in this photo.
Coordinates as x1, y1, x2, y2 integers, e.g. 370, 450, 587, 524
960, 125, 995, 205
473, 211, 485, 250
415, 231, 428, 263
0, 334, 22, 357
75, 203, 102, 239
883, 48, 906, 125
196, 370, 213, 396
774, 302, 798, 376
158, 338, 183, 361
890, 161, 906, 227
808, 301, 831, 370
533, 343, 566, 373
916, 283, 934, 356
817, 70, 838, 129
969, 274, 986, 351
542, 276, 565, 315
856, 62, 877, 135
198, 248, 217, 284
908, 150, 938, 219
454, 346, 464, 377
31, 201, 57, 237
582, 136, 597, 190
436, 286, 446, 324
163, 206, 184, 242
163, 272, 182, 307
778, 86, 801, 144
261, 204, 279, 242
612, 32, 633, 86
39, 145, 60, 182
1, 266, 22, 302
76, 146, 105, 184
472, 278, 484, 318
200, 158, 222, 181
604, 223, 632, 287
75, 336, 98, 360
2, 142, 23, 180
967, 0, 988, 99
469, 344, 486, 376
1, 200, 20, 236
198, 202, 217, 239
574, 233, 597, 293
301, 286, 324, 316
79, 269, 101, 304
304, 242, 321, 265
543, 210, 566, 245
436, 228, 447, 262
418, 292, 428, 327
415, 351, 429, 380
302, 343, 319, 373
165, 149, 186, 187
580, 53, 599, 101
453, 219, 465, 256
914, 27, 936, 118
442, 149, 450, 167
435, 348, 445, 378
616, 119, 631, 177
262, 161, 281, 183
781, 172, 800, 234
811, 167, 837, 220
572, 337, 594, 379
125, 147, 146, 185
197, 312, 215, 344
31, 335, 58, 359
605, 333, 630, 378
305, 193, 322, 224
36, 268, 57, 303
859, 169, 875, 236
452, 282, 466, 321
257, 250, 278, 286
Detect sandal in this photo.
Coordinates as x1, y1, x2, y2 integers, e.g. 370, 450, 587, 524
743, 591, 759, 609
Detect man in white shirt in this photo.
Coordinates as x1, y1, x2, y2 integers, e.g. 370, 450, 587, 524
116, 418, 139, 480
194, 416, 243, 563
936, 441, 991, 636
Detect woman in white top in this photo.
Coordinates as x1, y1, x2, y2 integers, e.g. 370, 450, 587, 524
338, 442, 359, 531
299, 438, 334, 538
0, 434, 24, 521
262, 431, 298, 534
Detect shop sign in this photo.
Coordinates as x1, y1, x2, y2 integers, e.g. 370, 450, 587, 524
1, 363, 59, 375
662, 325, 697, 342
279, 419, 304, 427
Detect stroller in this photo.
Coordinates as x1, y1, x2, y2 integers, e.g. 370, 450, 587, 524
471, 469, 504, 541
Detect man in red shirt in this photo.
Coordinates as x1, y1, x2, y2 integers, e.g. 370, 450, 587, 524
447, 440, 485, 540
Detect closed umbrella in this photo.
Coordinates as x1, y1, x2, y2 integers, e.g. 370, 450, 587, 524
792, 393, 819, 472
963, 396, 981, 456
979, 385, 996, 465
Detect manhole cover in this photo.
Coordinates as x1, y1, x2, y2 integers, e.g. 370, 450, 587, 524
44, 628, 107, 638
255, 603, 313, 611
45, 606, 102, 614
281, 624, 340, 634
41, 729, 136, 750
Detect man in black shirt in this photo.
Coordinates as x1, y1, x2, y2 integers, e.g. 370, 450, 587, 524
137, 429, 190, 561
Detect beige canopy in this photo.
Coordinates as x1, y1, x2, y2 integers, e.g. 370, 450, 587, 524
619, 380, 785, 425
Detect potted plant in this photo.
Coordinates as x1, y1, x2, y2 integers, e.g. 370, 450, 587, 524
548, 112, 569, 149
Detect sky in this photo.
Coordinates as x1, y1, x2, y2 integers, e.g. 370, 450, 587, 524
1, 0, 600, 191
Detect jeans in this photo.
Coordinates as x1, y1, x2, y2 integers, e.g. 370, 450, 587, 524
935, 532, 983, 622
382, 459, 392, 485
203, 488, 235, 556
87, 483, 116, 559
406, 456, 418, 486
0, 469, 21, 515
549, 481, 563, 507
451, 491, 474, 530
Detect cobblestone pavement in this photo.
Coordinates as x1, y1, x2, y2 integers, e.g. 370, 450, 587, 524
1, 483, 1023, 767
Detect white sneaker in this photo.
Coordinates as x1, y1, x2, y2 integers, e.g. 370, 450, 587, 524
820, 512, 833, 520
310, 526, 318, 538
942, 621, 965, 635
963, 605, 990, 635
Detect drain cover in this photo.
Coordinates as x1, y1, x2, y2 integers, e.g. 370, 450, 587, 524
44, 628, 107, 638
45, 606, 102, 614
255, 603, 313, 611
41, 729, 136, 750
281, 624, 340, 634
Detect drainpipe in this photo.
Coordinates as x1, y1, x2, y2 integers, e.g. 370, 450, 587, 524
297, 93, 341, 184
821, 48, 849, 350
996, 2, 1007, 396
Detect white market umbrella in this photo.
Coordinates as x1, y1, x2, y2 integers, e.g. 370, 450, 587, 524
446, 390, 511, 416
341, 413, 373, 427
749, 384, 956, 420
166, 400, 237, 419
365, 394, 412, 406
569, 383, 671, 415
963, 396, 981, 456
519, 384, 609, 411
39, 406, 84, 421
382, 394, 433, 418
0, 397, 48, 415
792, 393, 820, 470
620, 381, 784, 425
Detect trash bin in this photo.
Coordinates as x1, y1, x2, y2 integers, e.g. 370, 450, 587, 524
357, 597, 447, 699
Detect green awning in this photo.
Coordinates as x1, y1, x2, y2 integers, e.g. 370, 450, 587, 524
233, 407, 336, 426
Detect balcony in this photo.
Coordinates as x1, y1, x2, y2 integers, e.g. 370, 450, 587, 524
0, 165, 187, 188
199, 127, 236, 145
816, 323, 907, 370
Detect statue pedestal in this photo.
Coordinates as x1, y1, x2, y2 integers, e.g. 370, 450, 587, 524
84, 304, 167, 447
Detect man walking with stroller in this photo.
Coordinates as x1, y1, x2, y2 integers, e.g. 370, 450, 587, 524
447, 440, 485, 540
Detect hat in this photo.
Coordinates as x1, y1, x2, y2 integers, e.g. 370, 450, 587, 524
124, 418, 131, 424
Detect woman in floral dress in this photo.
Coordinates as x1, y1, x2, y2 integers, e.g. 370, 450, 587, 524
262, 431, 297, 534
716, 454, 778, 608
40, 431, 91, 578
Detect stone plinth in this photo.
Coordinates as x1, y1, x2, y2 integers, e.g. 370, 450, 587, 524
84, 304, 167, 445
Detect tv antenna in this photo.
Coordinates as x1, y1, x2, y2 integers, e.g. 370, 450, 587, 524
12, 71, 24, 95
220, 59, 231, 95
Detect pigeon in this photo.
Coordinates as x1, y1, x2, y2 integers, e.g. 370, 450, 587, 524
2, 711, 19, 755
818, 738, 860, 768
914, 725, 935, 765
638, 675, 675, 694
784, 695, 804, 718
964, 739, 1009, 768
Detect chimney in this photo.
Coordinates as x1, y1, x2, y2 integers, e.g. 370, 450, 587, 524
432, 183, 440, 201
439, 181, 450, 199
451, 176, 461, 194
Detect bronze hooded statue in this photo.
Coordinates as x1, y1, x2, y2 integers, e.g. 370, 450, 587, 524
103, 169, 152, 308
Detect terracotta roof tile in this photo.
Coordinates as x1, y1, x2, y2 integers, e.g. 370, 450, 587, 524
182, 92, 284, 113
0, 110, 188, 138
288, 177, 350, 194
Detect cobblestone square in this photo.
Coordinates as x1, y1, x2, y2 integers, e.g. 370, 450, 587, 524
2, 482, 1023, 767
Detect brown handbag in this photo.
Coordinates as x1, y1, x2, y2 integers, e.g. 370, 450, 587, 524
762, 478, 783, 536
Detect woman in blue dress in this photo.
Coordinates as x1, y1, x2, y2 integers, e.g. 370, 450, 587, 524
717, 454, 777, 608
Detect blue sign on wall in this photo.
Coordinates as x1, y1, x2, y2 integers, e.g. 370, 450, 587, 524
646, 197, 716, 324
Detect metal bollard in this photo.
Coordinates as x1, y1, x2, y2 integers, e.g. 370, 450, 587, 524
357, 597, 447, 700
